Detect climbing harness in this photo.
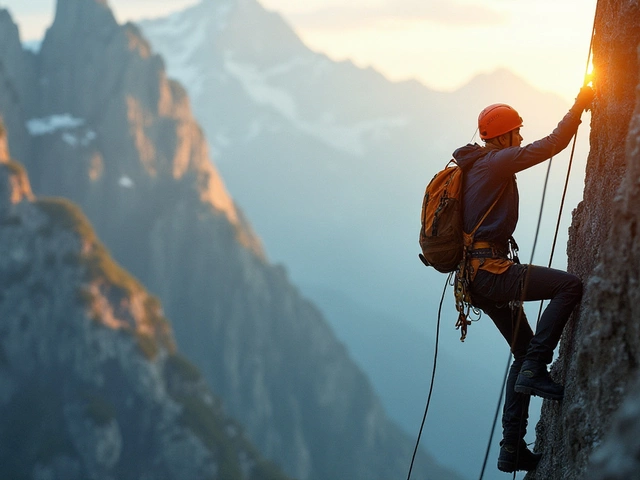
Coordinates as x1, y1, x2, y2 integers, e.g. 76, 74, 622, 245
454, 184, 508, 342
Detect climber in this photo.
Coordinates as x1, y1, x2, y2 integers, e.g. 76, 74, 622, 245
453, 85, 594, 473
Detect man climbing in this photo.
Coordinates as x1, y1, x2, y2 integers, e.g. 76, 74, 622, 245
453, 85, 594, 473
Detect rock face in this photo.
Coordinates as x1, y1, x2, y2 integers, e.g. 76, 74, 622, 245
0, 1, 461, 479
0, 150, 289, 479
0, 9, 36, 164
27, 0, 263, 268
527, 1, 640, 478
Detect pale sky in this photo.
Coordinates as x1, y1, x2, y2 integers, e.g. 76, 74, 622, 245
1, 0, 597, 101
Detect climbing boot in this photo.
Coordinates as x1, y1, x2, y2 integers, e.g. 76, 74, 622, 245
514, 360, 564, 400
497, 440, 541, 472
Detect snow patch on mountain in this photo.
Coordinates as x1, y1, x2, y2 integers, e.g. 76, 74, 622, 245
225, 57, 297, 118
26, 114, 84, 135
62, 130, 97, 147
27, 115, 97, 149
262, 56, 328, 78
119, 176, 135, 188
224, 55, 408, 156
141, 8, 213, 99
22, 40, 42, 54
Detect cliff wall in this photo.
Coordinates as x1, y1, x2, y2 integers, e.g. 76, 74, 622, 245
529, 1, 640, 478
0, 147, 289, 479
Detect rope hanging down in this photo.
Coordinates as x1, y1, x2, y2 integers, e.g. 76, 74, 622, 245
406, 273, 451, 480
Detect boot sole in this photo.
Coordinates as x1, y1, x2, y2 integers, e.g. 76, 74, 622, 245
498, 451, 542, 472
514, 384, 563, 400
497, 462, 516, 473
497, 460, 539, 473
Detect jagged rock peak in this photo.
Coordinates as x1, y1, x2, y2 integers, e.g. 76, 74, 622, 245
52, 0, 116, 30
36, 0, 265, 258
0, 119, 8, 163
0, 8, 19, 41
0, 161, 34, 209
49, 0, 152, 60
43, 0, 118, 60
0, 121, 34, 206
36, 195, 177, 354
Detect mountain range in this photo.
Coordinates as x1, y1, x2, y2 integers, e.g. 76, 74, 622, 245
0, 0, 461, 479
0, 0, 600, 478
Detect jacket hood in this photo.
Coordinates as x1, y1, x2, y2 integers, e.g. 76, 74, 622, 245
453, 143, 495, 170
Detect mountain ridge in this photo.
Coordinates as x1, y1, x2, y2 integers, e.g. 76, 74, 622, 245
0, 1, 462, 479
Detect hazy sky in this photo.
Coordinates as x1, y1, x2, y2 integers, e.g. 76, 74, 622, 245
1, 0, 598, 101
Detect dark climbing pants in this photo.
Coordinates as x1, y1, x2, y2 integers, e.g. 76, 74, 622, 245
470, 264, 583, 442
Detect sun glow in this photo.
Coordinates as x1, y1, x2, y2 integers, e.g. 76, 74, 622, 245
584, 59, 595, 87
4, 0, 599, 102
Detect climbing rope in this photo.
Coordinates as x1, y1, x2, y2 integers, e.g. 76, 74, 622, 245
406, 273, 451, 480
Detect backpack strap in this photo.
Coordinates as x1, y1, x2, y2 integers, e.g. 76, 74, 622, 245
463, 182, 509, 246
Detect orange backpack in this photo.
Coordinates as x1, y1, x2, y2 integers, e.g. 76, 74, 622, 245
419, 161, 466, 273
419, 160, 505, 273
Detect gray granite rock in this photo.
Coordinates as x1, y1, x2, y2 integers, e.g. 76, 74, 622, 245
526, 1, 640, 478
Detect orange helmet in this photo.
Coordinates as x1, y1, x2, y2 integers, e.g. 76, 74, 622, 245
478, 103, 523, 140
